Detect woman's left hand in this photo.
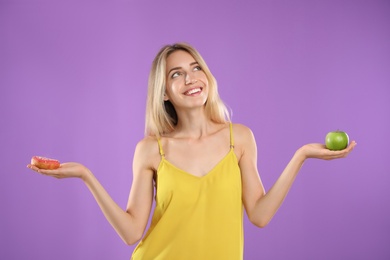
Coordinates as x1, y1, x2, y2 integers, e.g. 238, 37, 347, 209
298, 141, 357, 160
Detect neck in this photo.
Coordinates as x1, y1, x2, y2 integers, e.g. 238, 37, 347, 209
173, 107, 213, 139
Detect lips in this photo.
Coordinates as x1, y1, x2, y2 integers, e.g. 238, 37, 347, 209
184, 87, 202, 95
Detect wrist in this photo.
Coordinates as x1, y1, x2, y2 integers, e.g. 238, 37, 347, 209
295, 146, 308, 162
81, 167, 93, 182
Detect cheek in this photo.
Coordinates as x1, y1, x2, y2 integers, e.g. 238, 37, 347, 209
200, 72, 209, 85
167, 82, 178, 93
201, 76, 209, 91
165, 82, 179, 99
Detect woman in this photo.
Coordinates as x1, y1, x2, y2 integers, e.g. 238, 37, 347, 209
27, 43, 356, 260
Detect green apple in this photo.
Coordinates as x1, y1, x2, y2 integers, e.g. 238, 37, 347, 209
325, 131, 349, 150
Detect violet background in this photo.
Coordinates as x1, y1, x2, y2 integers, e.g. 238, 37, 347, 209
1, 0, 389, 259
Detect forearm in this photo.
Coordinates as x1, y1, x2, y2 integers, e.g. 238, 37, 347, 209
82, 170, 142, 245
250, 149, 306, 227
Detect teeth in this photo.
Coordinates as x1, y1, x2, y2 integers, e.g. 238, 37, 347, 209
186, 88, 201, 95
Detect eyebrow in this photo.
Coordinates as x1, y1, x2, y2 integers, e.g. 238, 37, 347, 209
167, 62, 199, 75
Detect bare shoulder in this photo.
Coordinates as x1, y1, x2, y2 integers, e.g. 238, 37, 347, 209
136, 136, 159, 153
232, 123, 255, 143
231, 123, 257, 160
134, 136, 161, 172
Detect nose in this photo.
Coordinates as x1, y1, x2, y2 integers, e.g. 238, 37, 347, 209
185, 73, 197, 85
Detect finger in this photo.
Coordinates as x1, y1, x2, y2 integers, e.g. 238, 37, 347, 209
27, 164, 61, 178
330, 147, 354, 159
346, 140, 357, 150
27, 164, 42, 173
332, 141, 356, 154
322, 149, 348, 160
38, 168, 62, 177
337, 142, 356, 156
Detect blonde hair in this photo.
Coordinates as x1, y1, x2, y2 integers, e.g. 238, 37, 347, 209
145, 43, 230, 137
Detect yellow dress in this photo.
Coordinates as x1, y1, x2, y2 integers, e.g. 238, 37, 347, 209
131, 123, 243, 260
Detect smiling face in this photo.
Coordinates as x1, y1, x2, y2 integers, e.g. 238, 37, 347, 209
164, 50, 209, 111
145, 43, 230, 136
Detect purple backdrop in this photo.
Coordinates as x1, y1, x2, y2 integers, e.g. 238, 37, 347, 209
1, 0, 389, 259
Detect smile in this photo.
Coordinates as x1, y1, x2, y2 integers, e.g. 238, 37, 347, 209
184, 87, 202, 95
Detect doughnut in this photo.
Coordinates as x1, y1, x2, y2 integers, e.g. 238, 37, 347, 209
31, 156, 60, 170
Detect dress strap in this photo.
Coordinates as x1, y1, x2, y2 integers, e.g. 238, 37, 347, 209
157, 138, 165, 158
229, 122, 234, 149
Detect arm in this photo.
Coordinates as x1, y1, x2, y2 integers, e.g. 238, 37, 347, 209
235, 125, 356, 228
83, 139, 155, 245
27, 138, 157, 245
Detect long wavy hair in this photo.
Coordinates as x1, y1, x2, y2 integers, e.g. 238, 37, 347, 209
145, 43, 230, 137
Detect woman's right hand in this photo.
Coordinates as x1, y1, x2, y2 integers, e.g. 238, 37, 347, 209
27, 162, 90, 180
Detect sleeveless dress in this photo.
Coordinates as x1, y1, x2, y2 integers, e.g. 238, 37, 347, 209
131, 123, 243, 260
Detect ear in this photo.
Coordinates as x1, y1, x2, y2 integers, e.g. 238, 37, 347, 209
163, 93, 169, 101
